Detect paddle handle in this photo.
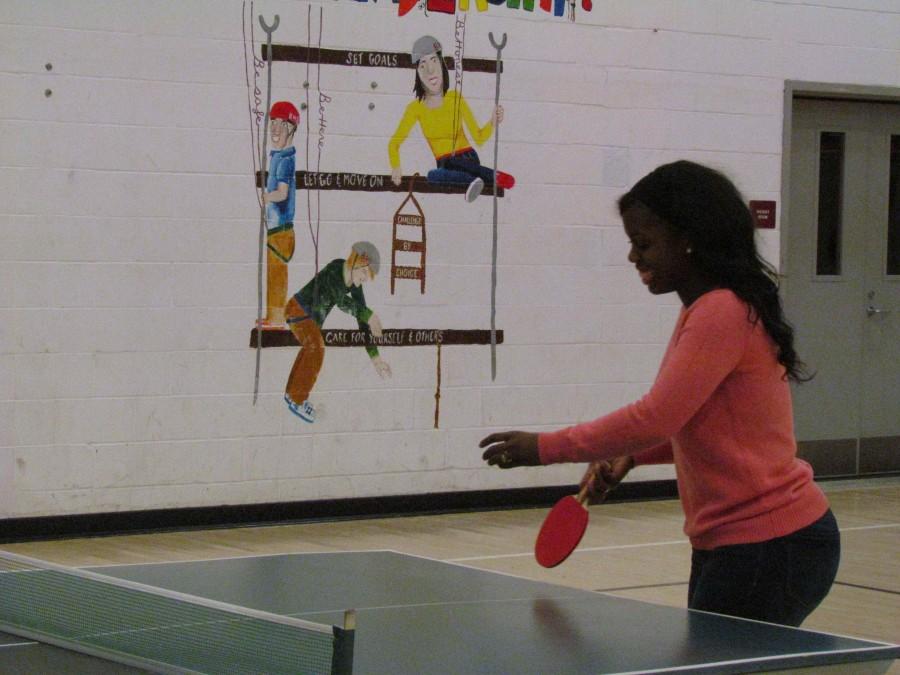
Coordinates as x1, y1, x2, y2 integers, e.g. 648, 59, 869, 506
575, 461, 611, 505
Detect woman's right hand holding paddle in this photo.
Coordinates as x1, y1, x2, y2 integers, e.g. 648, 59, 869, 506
580, 456, 635, 504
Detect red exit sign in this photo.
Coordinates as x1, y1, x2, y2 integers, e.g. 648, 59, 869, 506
749, 200, 776, 229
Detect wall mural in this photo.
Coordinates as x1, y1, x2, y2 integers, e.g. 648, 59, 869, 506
391, 180, 427, 294
243, 2, 530, 427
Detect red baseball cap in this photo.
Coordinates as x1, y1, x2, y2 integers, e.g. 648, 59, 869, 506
270, 101, 300, 125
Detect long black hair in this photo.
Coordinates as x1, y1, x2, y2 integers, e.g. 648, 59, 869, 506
618, 160, 810, 382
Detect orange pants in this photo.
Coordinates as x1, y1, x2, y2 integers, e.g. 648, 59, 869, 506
284, 297, 324, 404
266, 228, 295, 324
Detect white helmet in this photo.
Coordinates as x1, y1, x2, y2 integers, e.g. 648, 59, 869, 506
412, 35, 442, 64
351, 241, 380, 276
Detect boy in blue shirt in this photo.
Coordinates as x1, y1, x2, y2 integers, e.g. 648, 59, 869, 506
260, 101, 299, 329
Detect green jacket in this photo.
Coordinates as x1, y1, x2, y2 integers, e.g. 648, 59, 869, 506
294, 259, 378, 358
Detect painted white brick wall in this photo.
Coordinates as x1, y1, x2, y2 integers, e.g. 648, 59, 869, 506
1, 0, 898, 517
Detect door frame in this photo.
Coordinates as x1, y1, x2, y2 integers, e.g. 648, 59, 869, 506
779, 81, 900, 476
780, 81, 900, 273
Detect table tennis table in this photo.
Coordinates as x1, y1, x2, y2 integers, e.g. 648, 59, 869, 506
1, 550, 897, 674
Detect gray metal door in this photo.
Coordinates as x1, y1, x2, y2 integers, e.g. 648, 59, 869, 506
785, 98, 899, 475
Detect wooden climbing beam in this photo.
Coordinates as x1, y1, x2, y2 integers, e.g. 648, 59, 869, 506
255, 171, 504, 197
263, 45, 500, 74
250, 328, 504, 349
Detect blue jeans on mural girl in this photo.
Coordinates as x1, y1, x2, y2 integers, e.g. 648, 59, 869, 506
428, 149, 515, 202
428, 149, 496, 186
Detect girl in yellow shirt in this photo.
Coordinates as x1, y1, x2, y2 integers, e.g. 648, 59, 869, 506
388, 36, 515, 202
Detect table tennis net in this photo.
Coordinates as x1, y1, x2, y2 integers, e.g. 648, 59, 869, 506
0, 550, 354, 674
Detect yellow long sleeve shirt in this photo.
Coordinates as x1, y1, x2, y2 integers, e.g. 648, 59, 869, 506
388, 91, 493, 168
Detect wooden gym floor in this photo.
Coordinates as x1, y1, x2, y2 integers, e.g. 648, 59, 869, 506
3, 476, 898, 673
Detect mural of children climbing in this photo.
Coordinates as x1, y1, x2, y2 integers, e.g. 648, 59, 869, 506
283, 242, 392, 423
388, 35, 515, 203
259, 100, 299, 330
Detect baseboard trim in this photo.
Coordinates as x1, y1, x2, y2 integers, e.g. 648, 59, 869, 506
5, 471, 895, 545
798, 436, 900, 477
0, 479, 679, 544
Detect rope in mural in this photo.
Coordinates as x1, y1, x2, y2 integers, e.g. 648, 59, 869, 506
488, 31, 507, 381
305, 5, 326, 310
435, 342, 442, 428
450, 11, 467, 168
303, 5, 313, 281
251, 11, 280, 404
242, 1, 262, 397
241, 1, 264, 210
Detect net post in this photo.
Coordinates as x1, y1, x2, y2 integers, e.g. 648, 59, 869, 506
331, 609, 356, 674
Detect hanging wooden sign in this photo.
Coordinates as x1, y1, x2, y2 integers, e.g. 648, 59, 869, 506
391, 175, 427, 295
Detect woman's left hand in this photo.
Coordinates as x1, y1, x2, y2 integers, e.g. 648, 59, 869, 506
493, 105, 505, 125
480, 431, 540, 468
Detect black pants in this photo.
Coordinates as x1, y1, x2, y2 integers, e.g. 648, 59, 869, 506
688, 509, 840, 626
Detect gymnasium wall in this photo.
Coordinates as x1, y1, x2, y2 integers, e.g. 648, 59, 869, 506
2, 1, 898, 519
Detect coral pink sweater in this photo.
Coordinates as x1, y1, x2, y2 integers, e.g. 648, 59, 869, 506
538, 290, 828, 550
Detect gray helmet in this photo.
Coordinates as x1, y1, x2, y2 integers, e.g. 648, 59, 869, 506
412, 35, 442, 64
351, 241, 380, 276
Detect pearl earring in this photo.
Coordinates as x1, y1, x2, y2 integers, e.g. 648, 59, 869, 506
686, 246, 693, 254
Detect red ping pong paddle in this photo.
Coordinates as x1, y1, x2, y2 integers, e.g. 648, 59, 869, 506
534, 463, 608, 568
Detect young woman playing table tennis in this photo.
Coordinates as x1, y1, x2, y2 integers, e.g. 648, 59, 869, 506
480, 160, 840, 627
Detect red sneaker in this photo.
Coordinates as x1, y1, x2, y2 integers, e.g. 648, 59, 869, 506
496, 172, 515, 190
